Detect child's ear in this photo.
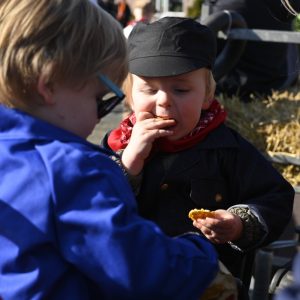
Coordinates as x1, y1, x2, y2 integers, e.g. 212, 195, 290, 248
202, 97, 213, 110
37, 75, 55, 105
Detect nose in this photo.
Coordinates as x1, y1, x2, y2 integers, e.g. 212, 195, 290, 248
157, 90, 172, 108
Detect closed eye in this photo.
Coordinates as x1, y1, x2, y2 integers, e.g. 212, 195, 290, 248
174, 88, 190, 93
141, 88, 157, 95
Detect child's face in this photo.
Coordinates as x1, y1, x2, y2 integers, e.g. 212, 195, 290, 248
131, 68, 210, 141
46, 78, 107, 138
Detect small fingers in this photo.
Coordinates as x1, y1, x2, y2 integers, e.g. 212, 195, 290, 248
202, 228, 228, 244
154, 127, 174, 138
135, 111, 155, 122
136, 121, 174, 140
147, 118, 176, 132
139, 114, 175, 127
134, 128, 173, 143
194, 221, 229, 244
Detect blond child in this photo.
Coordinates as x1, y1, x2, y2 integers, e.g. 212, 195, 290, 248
103, 17, 295, 281
0, 3, 219, 299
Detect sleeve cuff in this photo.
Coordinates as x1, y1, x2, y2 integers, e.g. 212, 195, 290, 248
227, 206, 266, 250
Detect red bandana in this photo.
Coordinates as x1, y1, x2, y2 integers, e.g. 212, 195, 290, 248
107, 99, 227, 153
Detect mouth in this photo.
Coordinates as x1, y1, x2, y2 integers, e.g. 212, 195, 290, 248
155, 115, 172, 120
155, 115, 177, 130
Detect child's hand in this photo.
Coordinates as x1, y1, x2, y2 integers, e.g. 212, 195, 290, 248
121, 112, 175, 175
192, 209, 243, 244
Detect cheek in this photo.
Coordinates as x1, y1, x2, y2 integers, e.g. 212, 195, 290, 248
77, 100, 98, 137
183, 108, 201, 130
131, 92, 154, 113
177, 97, 204, 127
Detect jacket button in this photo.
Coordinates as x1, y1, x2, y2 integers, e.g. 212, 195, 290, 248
215, 193, 223, 202
160, 183, 169, 190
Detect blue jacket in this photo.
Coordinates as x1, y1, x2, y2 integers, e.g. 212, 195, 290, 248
0, 105, 218, 300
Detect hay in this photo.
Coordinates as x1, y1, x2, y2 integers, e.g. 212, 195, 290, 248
218, 89, 300, 188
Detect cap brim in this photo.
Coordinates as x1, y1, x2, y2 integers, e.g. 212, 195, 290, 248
129, 56, 210, 77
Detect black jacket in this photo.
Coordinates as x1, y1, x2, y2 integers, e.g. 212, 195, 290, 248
104, 124, 294, 276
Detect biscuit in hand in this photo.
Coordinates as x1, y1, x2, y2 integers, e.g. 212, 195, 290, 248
188, 208, 215, 221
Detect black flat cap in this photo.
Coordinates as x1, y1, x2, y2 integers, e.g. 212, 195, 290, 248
128, 17, 217, 77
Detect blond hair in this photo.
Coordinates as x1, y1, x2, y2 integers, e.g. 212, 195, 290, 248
123, 68, 216, 109
0, 0, 128, 107
205, 69, 216, 102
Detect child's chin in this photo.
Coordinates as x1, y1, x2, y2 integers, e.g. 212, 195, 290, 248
165, 133, 183, 141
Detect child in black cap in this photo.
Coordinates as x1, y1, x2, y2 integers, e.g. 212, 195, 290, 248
102, 17, 294, 282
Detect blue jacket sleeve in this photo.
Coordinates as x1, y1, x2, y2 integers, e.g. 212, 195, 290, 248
50, 149, 218, 300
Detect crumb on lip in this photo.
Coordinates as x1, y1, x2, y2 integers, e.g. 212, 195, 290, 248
154, 116, 177, 126
156, 116, 172, 120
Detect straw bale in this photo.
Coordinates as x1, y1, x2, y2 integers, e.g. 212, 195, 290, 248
218, 90, 300, 188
